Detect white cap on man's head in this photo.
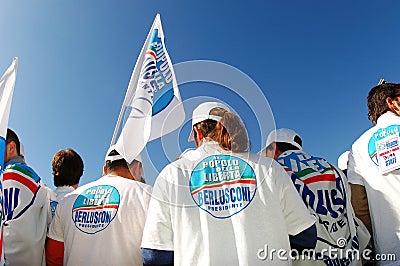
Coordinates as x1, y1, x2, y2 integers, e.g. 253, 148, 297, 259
337, 151, 350, 170
20, 143, 25, 157
263, 128, 303, 151
105, 145, 142, 163
188, 101, 230, 141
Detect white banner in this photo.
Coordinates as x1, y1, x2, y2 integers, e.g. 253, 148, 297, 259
111, 14, 184, 164
0, 57, 18, 170
0, 57, 18, 265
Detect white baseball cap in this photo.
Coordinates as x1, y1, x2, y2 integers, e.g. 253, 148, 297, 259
188, 102, 230, 141
20, 143, 25, 157
105, 144, 142, 163
262, 128, 302, 151
337, 150, 350, 170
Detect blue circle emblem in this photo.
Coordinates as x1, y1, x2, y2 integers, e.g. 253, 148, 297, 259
72, 185, 120, 234
190, 155, 257, 219
368, 125, 400, 166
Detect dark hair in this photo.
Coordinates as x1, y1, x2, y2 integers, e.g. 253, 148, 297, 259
105, 150, 129, 173
208, 112, 248, 153
6, 128, 20, 155
52, 149, 84, 187
265, 134, 302, 155
275, 142, 300, 153
194, 107, 228, 139
367, 82, 400, 124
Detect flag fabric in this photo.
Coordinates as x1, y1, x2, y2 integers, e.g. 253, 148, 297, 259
0, 58, 18, 170
0, 57, 18, 265
111, 14, 185, 163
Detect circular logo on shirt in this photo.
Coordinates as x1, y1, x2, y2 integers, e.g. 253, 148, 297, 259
368, 125, 400, 166
190, 155, 257, 219
72, 185, 120, 234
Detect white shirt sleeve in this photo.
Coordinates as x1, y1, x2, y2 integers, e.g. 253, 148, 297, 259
141, 168, 174, 251
47, 201, 65, 242
347, 149, 365, 186
272, 162, 316, 236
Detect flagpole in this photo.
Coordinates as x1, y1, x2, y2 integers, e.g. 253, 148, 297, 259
110, 94, 128, 145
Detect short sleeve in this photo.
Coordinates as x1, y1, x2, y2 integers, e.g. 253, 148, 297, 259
141, 168, 174, 251
47, 202, 64, 243
42, 185, 58, 225
273, 163, 316, 236
347, 150, 365, 186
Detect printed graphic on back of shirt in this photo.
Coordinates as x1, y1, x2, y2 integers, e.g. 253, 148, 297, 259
278, 151, 360, 265
368, 124, 400, 173
2, 163, 41, 221
190, 155, 257, 219
72, 185, 120, 234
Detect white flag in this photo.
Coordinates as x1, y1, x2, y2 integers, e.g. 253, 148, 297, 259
0, 57, 18, 264
111, 14, 185, 163
0, 57, 18, 171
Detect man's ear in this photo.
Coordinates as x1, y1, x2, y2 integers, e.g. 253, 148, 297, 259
129, 161, 141, 181
387, 97, 400, 114
7, 141, 16, 155
273, 144, 282, 160
194, 126, 204, 141
103, 165, 107, 175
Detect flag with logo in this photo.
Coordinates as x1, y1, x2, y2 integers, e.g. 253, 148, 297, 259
0, 57, 18, 264
110, 14, 184, 163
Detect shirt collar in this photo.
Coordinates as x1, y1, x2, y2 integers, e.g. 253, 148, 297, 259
7, 155, 26, 165
376, 111, 400, 126
55, 186, 75, 193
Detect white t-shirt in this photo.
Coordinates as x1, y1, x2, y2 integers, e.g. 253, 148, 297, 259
348, 112, 400, 266
141, 141, 316, 265
54, 186, 75, 202
48, 174, 152, 266
2, 161, 54, 266
278, 150, 368, 266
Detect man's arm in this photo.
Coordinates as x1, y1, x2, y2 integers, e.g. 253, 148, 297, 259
350, 184, 372, 235
141, 169, 175, 266
142, 248, 173, 266
289, 224, 317, 251
272, 162, 317, 248
45, 238, 64, 266
347, 151, 373, 236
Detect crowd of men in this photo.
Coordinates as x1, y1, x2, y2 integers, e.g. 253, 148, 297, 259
1, 82, 399, 265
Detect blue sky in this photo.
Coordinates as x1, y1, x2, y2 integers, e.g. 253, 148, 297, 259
1, 1, 399, 187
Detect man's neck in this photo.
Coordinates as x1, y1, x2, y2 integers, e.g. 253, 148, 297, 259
6, 155, 26, 165
107, 168, 135, 180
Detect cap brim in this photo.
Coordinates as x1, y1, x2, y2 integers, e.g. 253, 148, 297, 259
258, 146, 267, 155
188, 130, 195, 142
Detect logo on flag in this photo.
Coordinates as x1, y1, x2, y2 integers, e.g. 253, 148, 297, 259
111, 14, 184, 164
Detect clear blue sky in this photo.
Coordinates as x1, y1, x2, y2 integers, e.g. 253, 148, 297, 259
1, 1, 399, 187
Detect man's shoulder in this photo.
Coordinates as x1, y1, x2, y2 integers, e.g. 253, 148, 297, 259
278, 149, 315, 164
352, 125, 377, 148
354, 113, 400, 147
4, 162, 41, 183
74, 176, 151, 194
278, 149, 336, 175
